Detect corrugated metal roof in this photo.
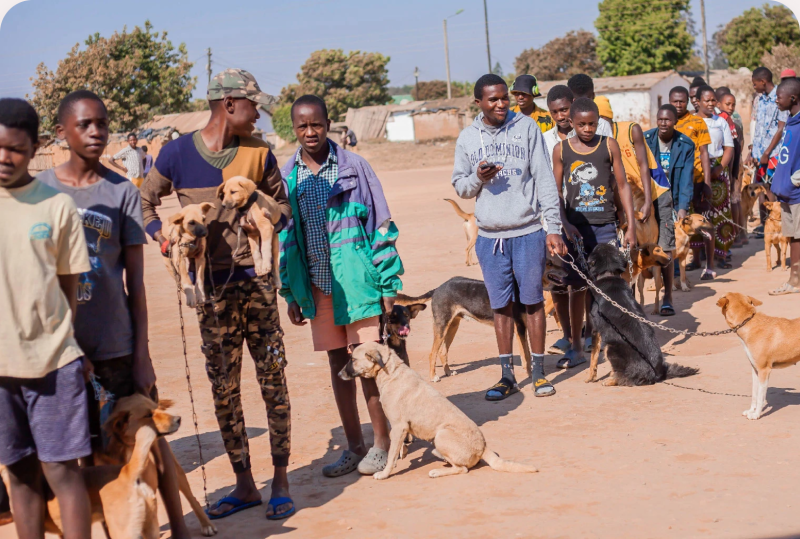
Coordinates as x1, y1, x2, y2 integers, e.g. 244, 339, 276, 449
139, 111, 212, 134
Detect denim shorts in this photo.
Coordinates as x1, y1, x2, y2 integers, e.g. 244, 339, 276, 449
562, 222, 619, 287
475, 229, 546, 310
0, 359, 91, 465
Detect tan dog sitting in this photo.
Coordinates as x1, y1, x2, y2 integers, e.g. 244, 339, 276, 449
162, 203, 215, 308
341, 342, 538, 479
763, 201, 790, 271
717, 292, 800, 420
217, 176, 282, 286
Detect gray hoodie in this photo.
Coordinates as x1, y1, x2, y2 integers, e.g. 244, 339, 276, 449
452, 111, 562, 239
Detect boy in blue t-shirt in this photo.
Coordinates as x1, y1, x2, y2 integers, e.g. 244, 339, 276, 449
769, 78, 800, 295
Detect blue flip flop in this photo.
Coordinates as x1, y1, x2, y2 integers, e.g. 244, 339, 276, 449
205, 496, 262, 520
266, 497, 295, 520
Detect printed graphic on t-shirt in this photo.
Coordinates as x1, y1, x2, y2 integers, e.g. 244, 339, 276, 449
29, 222, 52, 240
76, 208, 113, 304
660, 150, 671, 173
569, 161, 606, 212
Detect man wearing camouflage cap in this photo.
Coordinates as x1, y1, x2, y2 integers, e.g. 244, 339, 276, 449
140, 69, 296, 521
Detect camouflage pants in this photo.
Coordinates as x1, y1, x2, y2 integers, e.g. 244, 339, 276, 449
197, 276, 290, 472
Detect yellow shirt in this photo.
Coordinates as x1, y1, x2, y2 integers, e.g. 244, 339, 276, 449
0, 179, 90, 378
612, 121, 668, 201
511, 104, 554, 133
675, 113, 712, 183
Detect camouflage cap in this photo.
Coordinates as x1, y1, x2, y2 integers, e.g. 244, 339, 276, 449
207, 68, 277, 106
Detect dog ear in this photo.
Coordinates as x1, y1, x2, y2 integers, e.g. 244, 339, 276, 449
747, 296, 763, 307
238, 177, 257, 196
216, 182, 226, 201
408, 303, 427, 318
640, 245, 650, 257
365, 348, 385, 369
682, 216, 692, 227
763, 201, 773, 210
157, 399, 174, 410
199, 202, 216, 215
168, 212, 184, 225
105, 410, 130, 435
715, 296, 729, 309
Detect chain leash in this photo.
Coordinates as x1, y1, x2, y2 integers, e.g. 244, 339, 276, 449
662, 381, 750, 398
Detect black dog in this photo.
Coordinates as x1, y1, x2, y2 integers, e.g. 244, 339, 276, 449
381, 303, 427, 366
585, 244, 698, 386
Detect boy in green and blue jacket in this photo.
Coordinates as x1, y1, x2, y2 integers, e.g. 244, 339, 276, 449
279, 95, 403, 477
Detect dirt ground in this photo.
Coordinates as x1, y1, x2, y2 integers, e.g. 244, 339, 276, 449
5, 160, 800, 539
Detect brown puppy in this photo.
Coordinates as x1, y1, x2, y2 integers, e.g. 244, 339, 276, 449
625, 244, 670, 309
763, 201, 790, 271
717, 293, 800, 420
98, 395, 217, 537
162, 203, 215, 308
217, 175, 283, 286
341, 342, 538, 479
674, 213, 714, 292
741, 183, 767, 225
444, 198, 478, 266
2, 396, 184, 539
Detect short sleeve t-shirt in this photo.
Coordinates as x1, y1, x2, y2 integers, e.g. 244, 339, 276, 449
675, 113, 712, 183
0, 179, 91, 378
38, 169, 147, 361
703, 115, 735, 159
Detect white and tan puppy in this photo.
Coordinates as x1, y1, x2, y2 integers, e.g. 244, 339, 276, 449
162, 202, 215, 308
341, 342, 538, 479
717, 292, 800, 420
217, 176, 282, 286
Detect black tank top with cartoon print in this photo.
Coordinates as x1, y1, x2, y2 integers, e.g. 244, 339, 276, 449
560, 136, 617, 226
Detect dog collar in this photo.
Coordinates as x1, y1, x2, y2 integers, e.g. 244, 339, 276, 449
595, 271, 620, 280
731, 311, 756, 332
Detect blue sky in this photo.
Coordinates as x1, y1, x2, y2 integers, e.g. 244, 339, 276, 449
0, 0, 789, 100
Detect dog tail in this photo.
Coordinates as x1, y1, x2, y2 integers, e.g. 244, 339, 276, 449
444, 198, 473, 221
395, 291, 434, 305
665, 362, 699, 379
481, 448, 538, 473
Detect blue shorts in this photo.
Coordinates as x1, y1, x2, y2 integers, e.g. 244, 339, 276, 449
475, 229, 546, 310
562, 222, 619, 287
0, 359, 91, 465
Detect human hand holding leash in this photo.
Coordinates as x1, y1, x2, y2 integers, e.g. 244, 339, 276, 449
546, 234, 568, 257
562, 222, 581, 242
623, 228, 637, 250
287, 302, 306, 326
477, 161, 503, 183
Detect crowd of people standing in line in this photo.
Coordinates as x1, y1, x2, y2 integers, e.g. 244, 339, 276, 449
0, 61, 798, 539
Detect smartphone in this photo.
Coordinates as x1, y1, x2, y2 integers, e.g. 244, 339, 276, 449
479, 162, 497, 170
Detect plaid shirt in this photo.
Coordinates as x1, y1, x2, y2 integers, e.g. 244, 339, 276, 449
753, 87, 790, 160
296, 143, 338, 294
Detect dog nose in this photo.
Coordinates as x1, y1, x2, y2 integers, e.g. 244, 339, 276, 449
176, 417, 181, 427
195, 226, 208, 238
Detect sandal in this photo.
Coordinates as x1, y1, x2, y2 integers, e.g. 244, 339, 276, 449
547, 337, 571, 355
357, 447, 388, 475
716, 260, 732, 269
266, 497, 295, 520
685, 261, 701, 271
584, 335, 593, 353
532, 376, 556, 397
485, 377, 520, 401
700, 270, 716, 281
768, 282, 800, 296
659, 302, 676, 316
205, 497, 263, 520
322, 450, 362, 478
557, 349, 587, 369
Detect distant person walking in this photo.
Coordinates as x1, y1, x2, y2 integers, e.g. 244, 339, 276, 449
109, 132, 145, 188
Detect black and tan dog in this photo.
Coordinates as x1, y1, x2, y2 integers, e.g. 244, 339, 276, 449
396, 260, 567, 382
380, 303, 427, 365
585, 244, 698, 386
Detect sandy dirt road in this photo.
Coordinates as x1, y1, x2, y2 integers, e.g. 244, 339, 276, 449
3, 163, 799, 539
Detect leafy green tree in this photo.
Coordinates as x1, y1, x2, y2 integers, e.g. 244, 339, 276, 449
515, 30, 602, 80
595, 0, 694, 76
280, 49, 390, 121
272, 104, 296, 143
714, 4, 800, 70
411, 80, 467, 100
30, 21, 195, 133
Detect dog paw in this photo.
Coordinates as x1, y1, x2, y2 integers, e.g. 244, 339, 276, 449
431, 375, 441, 383
742, 409, 754, 417
680, 283, 690, 292
184, 288, 197, 308
201, 524, 218, 536
428, 470, 441, 478
745, 410, 761, 420
373, 471, 390, 480
584, 375, 596, 383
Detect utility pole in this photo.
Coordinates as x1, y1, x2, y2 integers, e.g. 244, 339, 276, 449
414, 66, 420, 100
443, 19, 453, 99
483, 0, 492, 73
699, 0, 710, 83
206, 48, 212, 87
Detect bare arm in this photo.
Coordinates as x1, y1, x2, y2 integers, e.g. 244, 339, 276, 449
721, 146, 734, 170
761, 120, 785, 164
57, 274, 79, 323
631, 125, 652, 221
108, 157, 127, 174
699, 145, 711, 187
552, 143, 579, 240
608, 138, 637, 248
124, 245, 155, 393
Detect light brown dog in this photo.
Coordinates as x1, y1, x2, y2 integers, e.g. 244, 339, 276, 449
741, 182, 767, 225
341, 342, 538, 479
162, 202, 215, 308
444, 198, 478, 266
626, 244, 671, 311
717, 292, 800, 420
674, 213, 714, 292
763, 201, 790, 271
2, 396, 184, 539
98, 395, 217, 537
217, 176, 282, 285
